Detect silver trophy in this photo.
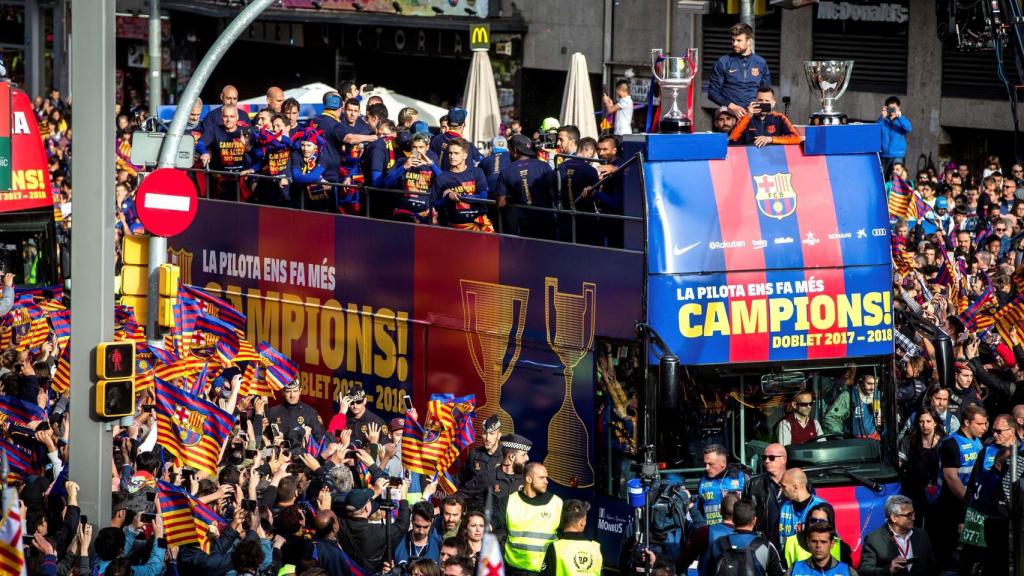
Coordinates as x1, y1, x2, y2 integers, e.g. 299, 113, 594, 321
651, 48, 698, 133
803, 60, 854, 125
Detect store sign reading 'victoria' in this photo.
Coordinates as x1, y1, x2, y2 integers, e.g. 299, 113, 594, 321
816, 1, 908, 23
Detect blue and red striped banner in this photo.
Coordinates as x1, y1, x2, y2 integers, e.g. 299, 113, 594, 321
645, 146, 893, 365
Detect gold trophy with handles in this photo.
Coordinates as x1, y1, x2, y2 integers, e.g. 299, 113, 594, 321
460, 280, 529, 438
543, 277, 596, 487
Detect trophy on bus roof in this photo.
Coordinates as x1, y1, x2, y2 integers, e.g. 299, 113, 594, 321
651, 48, 698, 133
804, 60, 854, 126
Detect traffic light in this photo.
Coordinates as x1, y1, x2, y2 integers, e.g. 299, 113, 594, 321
95, 341, 136, 419
96, 379, 136, 418
157, 263, 179, 328
96, 341, 135, 379
120, 236, 150, 325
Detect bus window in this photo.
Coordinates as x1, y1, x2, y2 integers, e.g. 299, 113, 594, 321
658, 358, 896, 485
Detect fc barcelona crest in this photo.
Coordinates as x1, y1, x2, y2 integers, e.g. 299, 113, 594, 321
753, 172, 797, 220
168, 248, 194, 286
172, 404, 207, 447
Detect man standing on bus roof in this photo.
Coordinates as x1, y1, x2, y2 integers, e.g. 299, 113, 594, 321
697, 444, 746, 526
822, 375, 882, 439
778, 391, 824, 445
933, 404, 987, 570
744, 444, 787, 550
708, 23, 772, 120
777, 468, 829, 551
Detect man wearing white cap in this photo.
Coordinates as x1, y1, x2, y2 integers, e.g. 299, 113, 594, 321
267, 378, 324, 442
344, 383, 388, 446
460, 415, 505, 508
488, 433, 532, 542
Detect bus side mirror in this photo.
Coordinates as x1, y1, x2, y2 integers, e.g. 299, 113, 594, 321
659, 355, 680, 410
932, 331, 954, 389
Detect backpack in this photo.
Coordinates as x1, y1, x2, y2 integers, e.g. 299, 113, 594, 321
648, 481, 689, 559
714, 535, 766, 576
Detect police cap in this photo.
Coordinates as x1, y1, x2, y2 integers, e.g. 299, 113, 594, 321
500, 433, 532, 452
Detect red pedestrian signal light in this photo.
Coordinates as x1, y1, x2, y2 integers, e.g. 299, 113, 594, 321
96, 342, 135, 380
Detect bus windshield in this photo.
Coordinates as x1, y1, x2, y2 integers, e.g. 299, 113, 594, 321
657, 358, 897, 485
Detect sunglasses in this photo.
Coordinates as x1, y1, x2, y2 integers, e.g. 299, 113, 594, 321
994, 427, 1013, 433
996, 227, 1007, 232
795, 402, 813, 407
893, 511, 916, 517
762, 454, 785, 461
353, 398, 366, 404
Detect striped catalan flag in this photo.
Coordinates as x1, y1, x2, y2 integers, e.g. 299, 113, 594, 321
995, 293, 1024, 344
958, 271, 999, 332
48, 308, 70, 348
51, 344, 71, 396
157, 479, 224, 554
1014, 262, 1024, 296
401, 394, 475, 490
890, 235, 916, 277
257, 341, 297, 391
154, 378, 236, 476
234, 336, 261, 363
887, 174, 914, 220
0, 503, 25, 576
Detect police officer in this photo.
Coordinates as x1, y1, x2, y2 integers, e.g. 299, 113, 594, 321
267, 378, 325, 443
344, 384, 388, 446
489, 433, 531, 541
543, 499, 602, 576
460, 415, 504, 508
697, 444, 746, 526
505, 462, 563, 576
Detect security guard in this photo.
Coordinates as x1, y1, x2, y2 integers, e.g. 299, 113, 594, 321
267, 378, 325, 442
489, 433, 531, 541
460, 415, 505, 508
697, 443, 745, 525
505, 462, 563, 576
543, 499, 602, 576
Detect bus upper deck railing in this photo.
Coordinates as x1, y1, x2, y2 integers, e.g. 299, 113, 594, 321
148, 152, 646, 248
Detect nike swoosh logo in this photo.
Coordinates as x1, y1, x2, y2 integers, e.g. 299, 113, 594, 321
673, 241, 701, 256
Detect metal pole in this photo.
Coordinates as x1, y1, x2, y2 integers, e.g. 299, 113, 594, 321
157, 0, 274, 168
148, 0, 274, 343
740, 0, 755, 29
148, 0, 162, 111
70, 0, 115, 528
602, 0, 613, 88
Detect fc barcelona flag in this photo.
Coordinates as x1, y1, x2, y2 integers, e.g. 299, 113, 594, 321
958, 272, 998, 332
154, 378, 235, 476
157, 479, 224, 554
0, 396, 46, 428
180, 284, 246, 332
257, 341, 298, 391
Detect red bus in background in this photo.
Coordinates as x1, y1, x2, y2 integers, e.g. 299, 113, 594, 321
0, 84, 59, 287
